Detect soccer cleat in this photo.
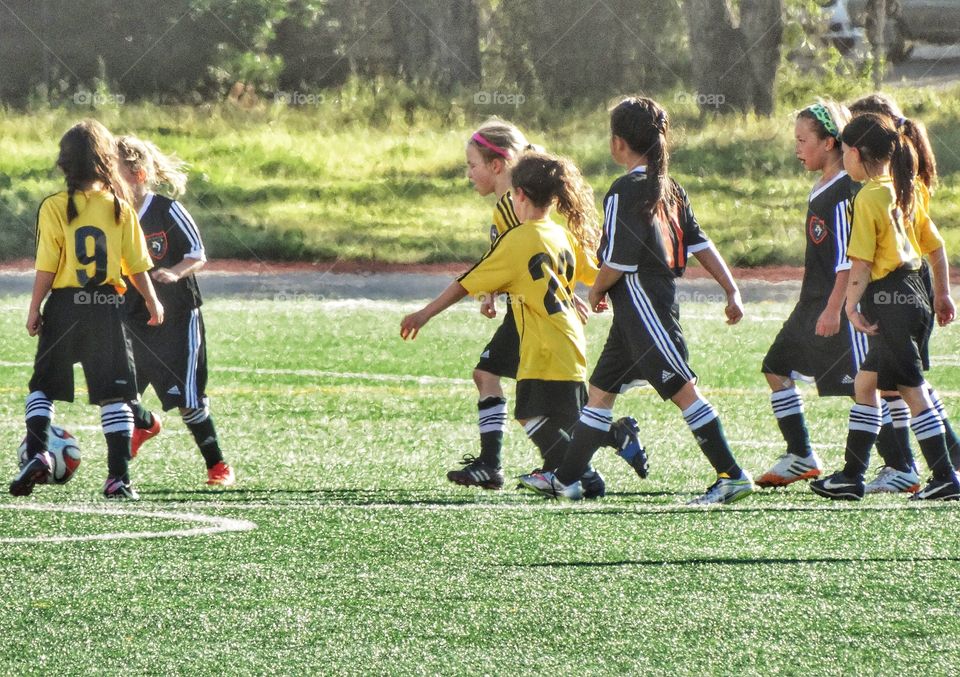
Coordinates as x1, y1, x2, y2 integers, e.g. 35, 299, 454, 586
810, 471, 864, 501
581, 468, 606, 499
130, 414, 162, 458
908, 475, 960, 501
756, 452, 823, 487
612, 416, 649, 479
688, 472, 754, 505
446, 455, 504, 490
206, 461, 236, 487
518, 470, 584, 500
8, 451, 52, 497
864, 466, 921, 494
103, 477, 140, 501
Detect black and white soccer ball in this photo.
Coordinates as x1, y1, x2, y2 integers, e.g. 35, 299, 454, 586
17, 426, 82, 484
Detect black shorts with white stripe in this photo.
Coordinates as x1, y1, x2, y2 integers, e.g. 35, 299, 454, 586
126, 308, 209, 411
475, 304, 519, 379
590, 274, 694, 401
514, 379, 586, 429
762, 299, 867, 397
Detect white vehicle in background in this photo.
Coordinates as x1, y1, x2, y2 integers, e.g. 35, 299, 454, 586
823, 0, 867, 54
847, 0, 960, 61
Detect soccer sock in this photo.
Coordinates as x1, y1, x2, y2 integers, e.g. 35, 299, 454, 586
683, 398, 742, 478
24, 391, 54, 457
477, 396, 508, 467
875, 397, 914, 472
554, 407, 612, 485
910, 408, 953, 481
182, 406, 224, 469
523, 416, 571, 472
130, 399, 155, 430
841, 404, 882, 480
770, 386, 812, 457
101, 402, 134, 481
927, 386, 960, 470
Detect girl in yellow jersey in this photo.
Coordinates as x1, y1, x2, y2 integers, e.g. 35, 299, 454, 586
402, 152, 622, 491
9, 120, 164, 501
811, 113, 958, 501
847, 94, 960, 494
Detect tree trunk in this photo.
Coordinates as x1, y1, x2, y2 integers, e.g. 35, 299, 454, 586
682, 0, 782, 115
388, 0, 480, 89
865, 0, 888, 88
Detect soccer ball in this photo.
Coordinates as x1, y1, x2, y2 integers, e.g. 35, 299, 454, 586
17, 426, 82, 484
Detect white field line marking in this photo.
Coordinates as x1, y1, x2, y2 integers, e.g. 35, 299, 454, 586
153, 499, 953, 514
0, 503, 256, 544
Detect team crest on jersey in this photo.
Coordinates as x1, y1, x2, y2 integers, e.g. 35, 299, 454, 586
808, 215, 827, 245
146, 232, 168, 260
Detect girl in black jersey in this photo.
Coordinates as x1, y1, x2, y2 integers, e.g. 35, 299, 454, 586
756, 101, 868, 489
520, 97, 751, 504
117, 135, 235, 487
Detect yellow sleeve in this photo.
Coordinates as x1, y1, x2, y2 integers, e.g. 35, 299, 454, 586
846, 192, 878, 263
120, 205, 153, 276
574, 241, 599, 287
459, 237, 516, 298
913, 186, 944, 256
34, 198, 65, 274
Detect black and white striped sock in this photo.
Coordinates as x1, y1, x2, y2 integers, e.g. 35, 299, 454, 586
770, 386, 811, 458
842, 404, 882, 480
24, 391, 54, 457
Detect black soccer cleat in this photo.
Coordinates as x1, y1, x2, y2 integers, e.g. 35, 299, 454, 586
581, 468, 606, 499
810, 471, 864, 501
908, 475, 960, 501
446, 455, 505, 490
612, 416, 649, 479
103, 477, 140, 501
9, 451, 52, 497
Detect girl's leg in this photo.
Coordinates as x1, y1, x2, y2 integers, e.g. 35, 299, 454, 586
898, 384, 955, 482
874, 382, 915, 472
764, 373, 814, 460
473, 369, 508, 468
101, 400, 137, 499
924, 382, 960, 470
839, 370, 882, 481
180, 404, 225, 470
24, 390, 54, 457
671, 381, 743, 479
553, 387, 618, 486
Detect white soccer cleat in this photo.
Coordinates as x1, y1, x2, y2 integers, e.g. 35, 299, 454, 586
518, 470, 583, 500
688, 472, 755, 506
755, 452, 823, 488
864, 465, 921, 494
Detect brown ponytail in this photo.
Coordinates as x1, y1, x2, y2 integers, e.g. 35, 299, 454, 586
609, 96, 676, 219
510, 152, 599, 254
841, 113, 917, 216
56, 119, 129, 223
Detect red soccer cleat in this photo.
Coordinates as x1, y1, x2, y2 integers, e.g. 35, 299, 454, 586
130, 414, 162, 459
206, 461, 236, 487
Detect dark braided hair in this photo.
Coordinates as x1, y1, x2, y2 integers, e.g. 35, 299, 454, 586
56, 119, 130, 223
609, 97, 676, 219
841, 112, 917, 217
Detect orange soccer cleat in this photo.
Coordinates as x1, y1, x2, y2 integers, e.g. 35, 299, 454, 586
130, 415, 162, 459
206, 461, 236, 487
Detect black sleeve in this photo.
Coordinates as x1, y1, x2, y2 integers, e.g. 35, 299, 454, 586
599, 178, 646, 272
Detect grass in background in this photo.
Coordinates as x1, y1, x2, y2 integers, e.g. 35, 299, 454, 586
1, 295, 960, 674
2, 83, 960, 267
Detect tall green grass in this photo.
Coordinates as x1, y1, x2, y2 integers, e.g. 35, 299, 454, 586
2, 84, 959, 266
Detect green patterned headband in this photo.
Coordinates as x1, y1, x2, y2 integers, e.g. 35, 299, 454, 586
804, 103, 840, 140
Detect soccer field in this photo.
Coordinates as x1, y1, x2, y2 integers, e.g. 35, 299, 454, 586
1, 295, 959, 676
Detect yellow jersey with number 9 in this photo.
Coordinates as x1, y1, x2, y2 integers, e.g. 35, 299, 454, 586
847, 176, 921, 281
35, 191, 152, 291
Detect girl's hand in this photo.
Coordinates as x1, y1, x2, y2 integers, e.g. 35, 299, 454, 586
815, 307, 841, 337
400, 309, 430, 340
846, 306, 878, 335
588, 287, 607, 313
479, 294, 497, 319
572, 294, 590, 325
934, 292, 956, 327
725, 291, 744, 325
147, 299, 164, 327
26, 308, 42, 336
151, 268, 179, 284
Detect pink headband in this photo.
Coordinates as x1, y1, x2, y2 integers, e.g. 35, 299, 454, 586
472, 132, 510, 159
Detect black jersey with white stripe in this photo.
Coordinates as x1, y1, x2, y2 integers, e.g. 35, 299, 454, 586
125, 193, 205, 319
800, 172, 854, 302
598, 168, 709, 278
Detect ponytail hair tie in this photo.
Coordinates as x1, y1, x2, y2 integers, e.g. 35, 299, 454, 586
897, 116, 907, 129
